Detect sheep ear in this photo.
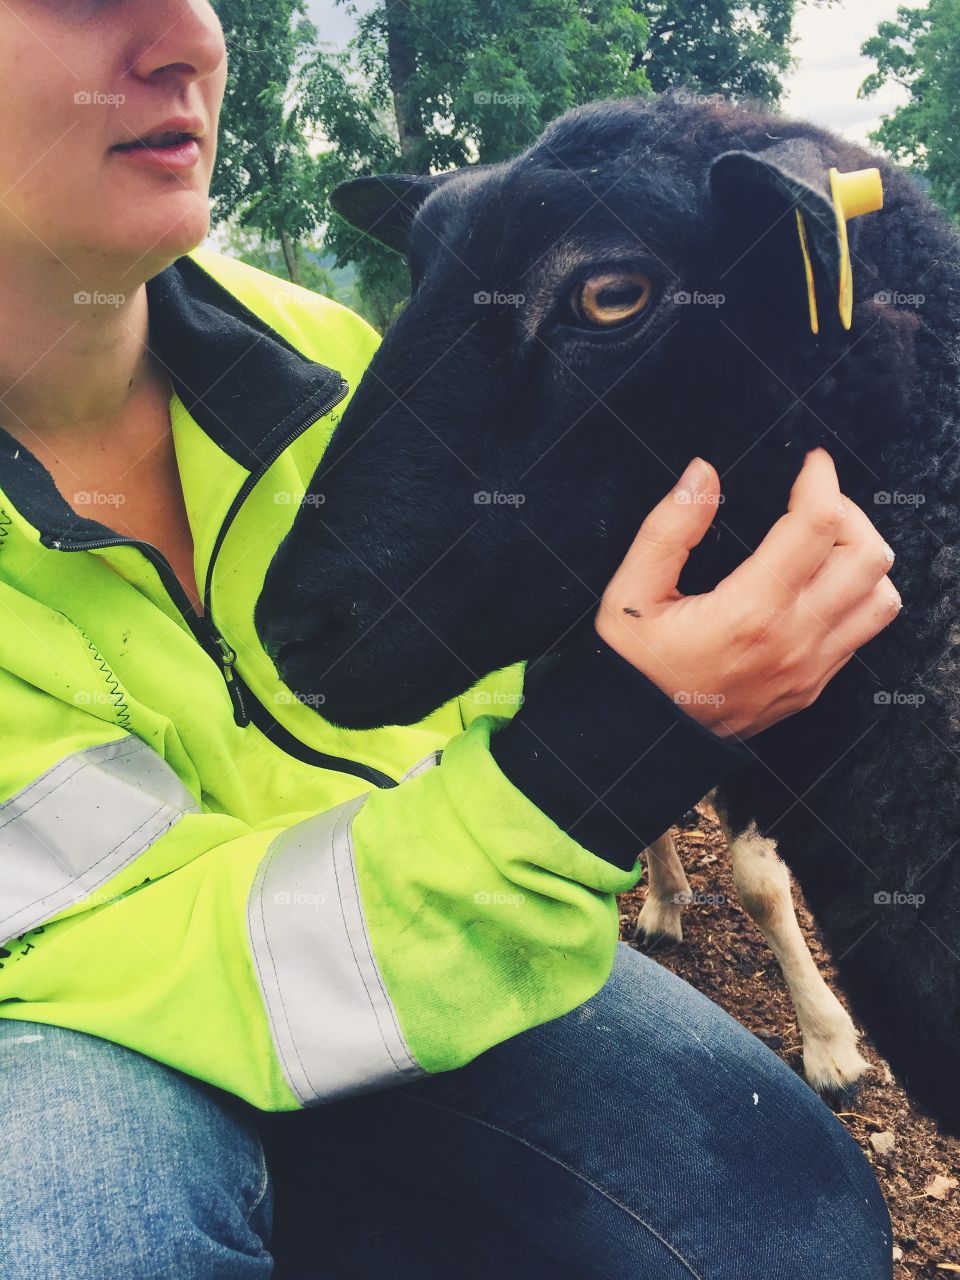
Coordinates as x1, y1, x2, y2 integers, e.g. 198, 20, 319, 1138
708, 139, 847, 334
329, 172, 456, 255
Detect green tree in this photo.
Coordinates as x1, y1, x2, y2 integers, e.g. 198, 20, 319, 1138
221, 224, 339, 294
639, 0, 807, 105
860, 0, 960, 220
211, 0, 814, 321
211, 0, 331, 282
308, 0, 650, 323
297, 42, 410, 328
354, 0, 652, 172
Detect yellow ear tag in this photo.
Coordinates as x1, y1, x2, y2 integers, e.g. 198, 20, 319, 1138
795, 166, 884, 334
830, 166, 884, 329
795, 208, 820, 335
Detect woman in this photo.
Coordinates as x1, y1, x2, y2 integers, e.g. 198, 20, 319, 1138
0, 3, 898, 1276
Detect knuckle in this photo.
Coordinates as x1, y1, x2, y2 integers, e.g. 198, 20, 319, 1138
640, 525, 682, 555
790, 661, 819, 696
805, 502, 845, 539
792, 678, 822, 709
600, 582, 628, 611
782, 644, 827, 705
733, 612, 763, 645
735, 603, 781, 645
602, 579, 649, 619
641, 505, 683, 546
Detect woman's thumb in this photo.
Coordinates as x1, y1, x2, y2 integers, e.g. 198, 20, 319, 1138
604, 459, 721, 610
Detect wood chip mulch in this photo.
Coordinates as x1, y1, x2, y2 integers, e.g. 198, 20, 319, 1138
617, 802, 960, 1277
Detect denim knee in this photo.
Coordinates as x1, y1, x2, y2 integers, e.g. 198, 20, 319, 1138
598, 944, 894, 1279
730, 1064, 892, 1278
381, 942, 894, 1280
0, 1020, 274, 1279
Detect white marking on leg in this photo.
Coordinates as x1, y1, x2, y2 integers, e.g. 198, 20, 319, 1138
637, 832, 691, 943
724, 820, 870, 1097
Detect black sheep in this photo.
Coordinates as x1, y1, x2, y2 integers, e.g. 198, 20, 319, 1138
256, 92, 960, 1134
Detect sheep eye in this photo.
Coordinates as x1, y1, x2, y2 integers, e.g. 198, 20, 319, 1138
570, 271, 653, 328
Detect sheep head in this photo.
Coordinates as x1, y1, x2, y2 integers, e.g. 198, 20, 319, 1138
256, 92, 937, 730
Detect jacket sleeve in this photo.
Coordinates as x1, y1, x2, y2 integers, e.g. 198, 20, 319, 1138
0, 624, 749, 1112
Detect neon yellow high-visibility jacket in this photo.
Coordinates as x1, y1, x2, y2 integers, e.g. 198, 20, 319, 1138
0, 249, 748, 1110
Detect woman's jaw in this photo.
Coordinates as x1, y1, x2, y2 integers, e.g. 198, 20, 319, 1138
0, 0, 227, 293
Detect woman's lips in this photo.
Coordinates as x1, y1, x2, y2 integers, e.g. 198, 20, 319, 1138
110, 135, 201, 171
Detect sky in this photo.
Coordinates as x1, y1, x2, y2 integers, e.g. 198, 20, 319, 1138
307, 0, 376, 49
304, 0, 912, 145
782, 0, 909, 144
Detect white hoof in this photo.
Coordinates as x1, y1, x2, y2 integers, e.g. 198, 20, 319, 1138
801, 1017, 872, 1102
636, 893, 686, 943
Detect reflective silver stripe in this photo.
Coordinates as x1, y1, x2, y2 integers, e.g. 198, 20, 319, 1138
399, 749, 442, 783
0, 737, 199, 941
248, 793, 422, 1105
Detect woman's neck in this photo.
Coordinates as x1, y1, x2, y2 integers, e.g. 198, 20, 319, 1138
0, 250, 157, 446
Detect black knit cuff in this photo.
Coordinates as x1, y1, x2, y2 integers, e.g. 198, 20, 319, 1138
488, 623, 753, 871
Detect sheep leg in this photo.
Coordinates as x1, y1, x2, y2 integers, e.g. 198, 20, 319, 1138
717, 816, 871, 1102
635, 832, 692, 944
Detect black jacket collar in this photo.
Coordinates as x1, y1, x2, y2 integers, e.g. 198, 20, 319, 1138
0, 254, 345, 544
146, 255, 344, 471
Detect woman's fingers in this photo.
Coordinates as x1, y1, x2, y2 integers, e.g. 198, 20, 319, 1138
804, 540, 895, 628
717, 448, 846, 611
595, 445, 903, 741
787, 445, 843, 514
801, 492, 895, 630
601, 457, 721, 613
819, 575, 902, 664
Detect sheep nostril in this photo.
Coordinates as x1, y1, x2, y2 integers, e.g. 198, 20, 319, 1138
275, 638, 314, 668
271, 611, 350, 669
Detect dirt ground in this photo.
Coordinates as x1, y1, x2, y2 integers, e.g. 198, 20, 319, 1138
617, 802, 960, 1278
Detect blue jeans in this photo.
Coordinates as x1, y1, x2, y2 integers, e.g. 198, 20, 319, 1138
0, 944, 892, 1279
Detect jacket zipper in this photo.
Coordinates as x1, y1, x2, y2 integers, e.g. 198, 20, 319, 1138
48, 378, 398, 790
197, 376, 351, 722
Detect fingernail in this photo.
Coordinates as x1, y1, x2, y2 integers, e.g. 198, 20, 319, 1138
883, 542, 895, 564
674, 458, 710, 500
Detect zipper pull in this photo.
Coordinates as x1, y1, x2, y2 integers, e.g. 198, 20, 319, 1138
203, 620, 250, 728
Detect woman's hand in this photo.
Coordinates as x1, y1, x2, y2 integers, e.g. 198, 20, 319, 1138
594, 448, 900, 740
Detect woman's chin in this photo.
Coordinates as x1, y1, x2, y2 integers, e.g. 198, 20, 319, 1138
134, 210, 210, 266
80, 202, 211, 276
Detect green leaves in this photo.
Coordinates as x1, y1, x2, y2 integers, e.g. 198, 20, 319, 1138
861, 0, 960, 221
211, 0, 327, 270
314, 0, 653, 320
210, 0, 810, 320
638, 0, 803, 105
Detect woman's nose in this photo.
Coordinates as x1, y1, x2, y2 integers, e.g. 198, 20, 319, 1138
127, 0, 226, 88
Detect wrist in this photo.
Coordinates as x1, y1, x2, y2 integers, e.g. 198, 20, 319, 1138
593, 615, 734, 741
489, 619, 753, 870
